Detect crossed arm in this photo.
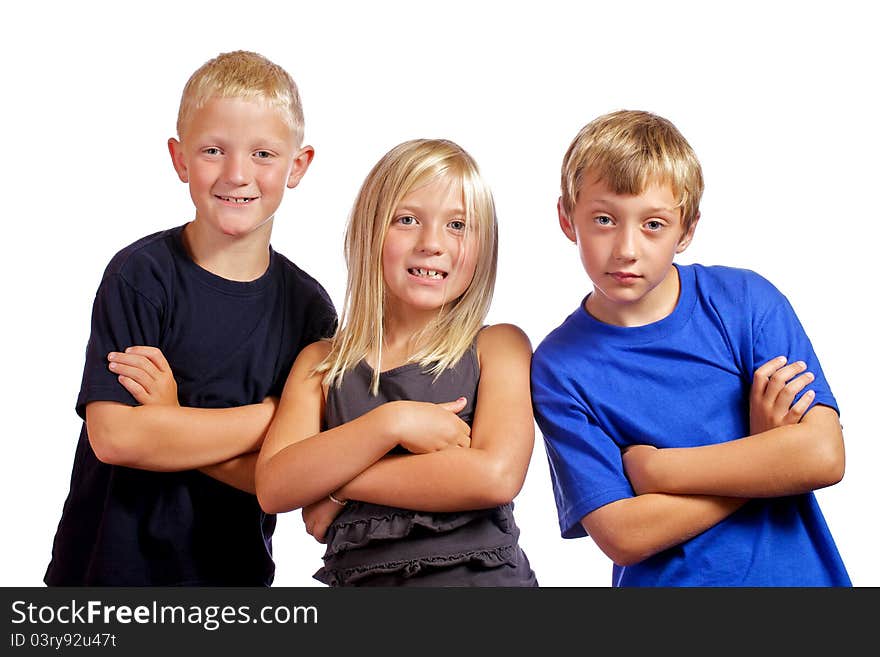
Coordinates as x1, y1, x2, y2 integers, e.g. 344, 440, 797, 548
582, 357, 845, 566
254, 324, 535, 537
85, 346, 275, 493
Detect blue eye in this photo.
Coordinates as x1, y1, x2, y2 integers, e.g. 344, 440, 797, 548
397, 215, 416, 225
448, 220, 466, 231
254, 150, 273, 159
645, 220, 663, 231
595, 215, 613, 226
203, 147, 222, 156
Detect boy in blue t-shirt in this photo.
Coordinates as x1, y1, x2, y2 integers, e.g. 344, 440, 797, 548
531, 109, 850, 586
45, 51, 337, 586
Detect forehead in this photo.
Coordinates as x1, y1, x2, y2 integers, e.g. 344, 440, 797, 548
182, 96, 296, 145
577, 173, 679, 213
399, 175, 465, 211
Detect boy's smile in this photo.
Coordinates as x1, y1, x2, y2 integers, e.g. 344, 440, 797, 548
559, 175, 696, 327
168, 97, 311, 242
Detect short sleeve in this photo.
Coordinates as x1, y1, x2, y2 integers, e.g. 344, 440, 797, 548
75, 273, 163, 419
303, 287, 338, 344
751, 282, 838, 417
531, 353, 635, 539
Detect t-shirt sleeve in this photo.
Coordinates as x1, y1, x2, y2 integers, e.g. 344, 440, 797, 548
531, 350, 635, 539
751, 279, 838, 417
75, 272, 163, 419
303, 286, 338, 344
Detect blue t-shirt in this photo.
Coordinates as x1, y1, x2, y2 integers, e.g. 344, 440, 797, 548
531, 263, 850, 586
45, 225, 337, 586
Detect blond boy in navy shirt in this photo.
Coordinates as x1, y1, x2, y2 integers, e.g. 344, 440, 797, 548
45, 51, 336, 585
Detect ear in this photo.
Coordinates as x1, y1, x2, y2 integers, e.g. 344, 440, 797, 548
676, 211, 700, 253
557, 197, 577, 243
168, 138, 189, 183
287, 145, 315, 189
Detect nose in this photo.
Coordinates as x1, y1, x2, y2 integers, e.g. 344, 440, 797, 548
416, 221, 444, 255
613, 225, 638, 261
223, 152, 251, 185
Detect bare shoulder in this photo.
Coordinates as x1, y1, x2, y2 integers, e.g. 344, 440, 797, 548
292, 339, 333, 373
476, 323, 533, 361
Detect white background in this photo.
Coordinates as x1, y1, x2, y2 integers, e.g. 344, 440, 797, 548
2, 0, 877, 587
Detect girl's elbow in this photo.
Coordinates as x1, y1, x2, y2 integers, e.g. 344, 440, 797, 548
254, 469, 285, 514
482, 463, 527, 507
255, 484, 287, 514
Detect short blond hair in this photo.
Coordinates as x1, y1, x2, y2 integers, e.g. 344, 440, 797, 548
176, 50, 304, 145
318, 139, 498, 394
560, 110, 704, 233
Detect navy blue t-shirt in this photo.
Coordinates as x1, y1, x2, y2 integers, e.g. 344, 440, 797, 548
45, 225, 337, 585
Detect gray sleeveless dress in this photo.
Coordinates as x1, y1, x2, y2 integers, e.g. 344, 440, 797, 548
313, 343, 538, 587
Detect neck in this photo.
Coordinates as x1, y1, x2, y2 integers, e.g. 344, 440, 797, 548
587, 265, 681, 327
182, 220, 272, 281
374, 306, 444, 371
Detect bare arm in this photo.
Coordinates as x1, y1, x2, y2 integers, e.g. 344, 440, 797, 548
581, 493, 747, 566
199, 452, 259, 494
86, 400, 275, 471
336, 324, 535, 511
624, 405, 843, 498
624, 357, 844, 498
254, 342, 472, 514
87, 346, 276, 474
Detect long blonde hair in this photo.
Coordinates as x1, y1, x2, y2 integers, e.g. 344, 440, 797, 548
317, 138, 498, 394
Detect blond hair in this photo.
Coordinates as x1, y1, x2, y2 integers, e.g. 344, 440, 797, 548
560, 110, 704, 233
176, 50, 305, 145
318, 139, 498, 394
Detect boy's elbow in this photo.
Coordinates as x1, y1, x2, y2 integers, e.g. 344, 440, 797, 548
588, 523, 651, 566
86, 403, 144, 466
582, 503, 656, 567
802, 412, 846, 489
810, 438, 845, 489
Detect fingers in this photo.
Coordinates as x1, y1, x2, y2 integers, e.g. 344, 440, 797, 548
774, 370, 814, 410
784, 389, 816, 424
766, 360, 808, 395
107, 353, 160, 392
117, 375, 149, 404
123, 346, 172, 373
752, 356, 787, 395
438, 397, 467, 413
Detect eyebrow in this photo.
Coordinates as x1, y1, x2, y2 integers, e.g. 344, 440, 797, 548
396, 204, 466, 216
588, 200, 676, 214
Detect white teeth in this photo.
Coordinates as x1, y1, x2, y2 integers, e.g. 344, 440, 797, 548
218, 195, 254, 203
409, 268, 445, 279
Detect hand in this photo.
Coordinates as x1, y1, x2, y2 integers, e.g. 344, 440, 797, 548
622, 444, 659, 495
385, 397, 472, 454
750, 356, 815, 435
107, 346, 179, 406
302, 496, 345, 543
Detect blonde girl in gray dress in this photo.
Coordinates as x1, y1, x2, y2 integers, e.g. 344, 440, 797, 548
255, 139, 537, 586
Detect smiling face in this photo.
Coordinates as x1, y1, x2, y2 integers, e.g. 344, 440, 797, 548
559, 174, 697, 327
168, 96, 311, 241
381, 175, 478, 322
